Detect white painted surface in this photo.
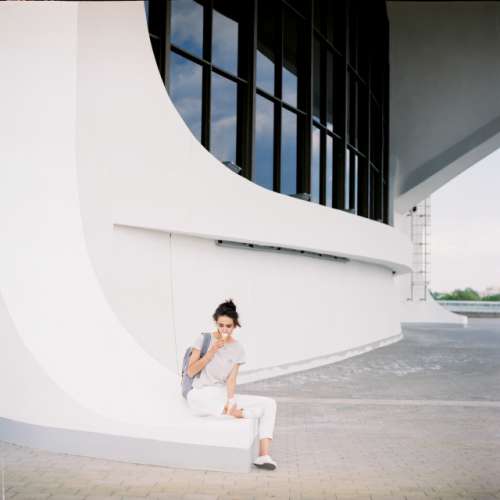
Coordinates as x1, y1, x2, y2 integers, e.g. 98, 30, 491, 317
169, 233, 403, 376
0, 0, 410, 459
0, 1, 255, 450
400, 290, 468, 326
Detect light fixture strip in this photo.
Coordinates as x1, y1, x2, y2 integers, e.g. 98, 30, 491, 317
215, 239, 349, 263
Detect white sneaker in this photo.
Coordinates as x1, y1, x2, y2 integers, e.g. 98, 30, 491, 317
253, 454, 277, 470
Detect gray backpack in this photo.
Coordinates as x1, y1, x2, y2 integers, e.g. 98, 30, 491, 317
181, 332, 211, 399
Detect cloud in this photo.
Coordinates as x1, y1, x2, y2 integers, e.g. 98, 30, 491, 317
256, 51, 274, 94
212, 11, 238, 74
171, 0, 203, 57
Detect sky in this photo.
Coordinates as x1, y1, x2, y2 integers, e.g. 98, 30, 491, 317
430, 150, 500, 294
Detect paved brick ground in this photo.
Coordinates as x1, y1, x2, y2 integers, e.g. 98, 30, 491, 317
2, 318, 500, 500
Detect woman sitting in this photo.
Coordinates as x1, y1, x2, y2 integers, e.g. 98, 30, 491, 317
186, 299, 278, 470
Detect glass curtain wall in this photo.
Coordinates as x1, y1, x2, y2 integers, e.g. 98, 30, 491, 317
145, 0, 390, 224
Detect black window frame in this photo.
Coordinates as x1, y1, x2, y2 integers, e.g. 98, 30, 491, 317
145, 0, 390, 224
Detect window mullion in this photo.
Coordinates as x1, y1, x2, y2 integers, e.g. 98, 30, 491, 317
319, 129, 326, 205
201, 3, 212, 149
335, 0, 348, 211
274, 5, 284, 192
240, 0, 257, 180
301, 1, 314, 197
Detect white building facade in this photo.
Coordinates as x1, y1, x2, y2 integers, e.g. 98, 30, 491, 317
1, 0, 496, 471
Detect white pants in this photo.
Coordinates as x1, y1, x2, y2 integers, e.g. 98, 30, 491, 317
187, 385, 277, 440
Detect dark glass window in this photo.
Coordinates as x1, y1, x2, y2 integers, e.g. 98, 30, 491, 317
313, 38, 321, 121
313, 0, 322, 34
357, 86, 368, 154
170, 0, 203, 58
370, 101, 382, 167
345, 149, 359, 213
326, 136, 333, 207
147, 0, 390, 224
286, 0, 307, 16
281, 109, 298, 195
311, 127, 321, 203
345, 148, 351, 210
257, 0, 276, 95
282, 9, 300, 108
211, 73, 237, 163
348, 1, 360, 73
348, 73, 357, 148
371, 168, 381, 220
254, 96, 275, 190
325, 51, 334, 131
314, 0, 345, 51
212, 2, 239, 75
256, 51, 275, 96
169, 52, 203, 140
314, 42, 341, 132
327, 0, 345, 50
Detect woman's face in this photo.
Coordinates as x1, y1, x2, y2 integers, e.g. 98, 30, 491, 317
216, 315, 235, 338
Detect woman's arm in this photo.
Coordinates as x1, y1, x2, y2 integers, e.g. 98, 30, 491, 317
226, 363, 240, 401
224, 364, 244, 418
186, 349, 203, 378
187, 338, 224, 377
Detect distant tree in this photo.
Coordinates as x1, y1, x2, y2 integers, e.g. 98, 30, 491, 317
439, 287, 481, 301
482, 293, 500, 302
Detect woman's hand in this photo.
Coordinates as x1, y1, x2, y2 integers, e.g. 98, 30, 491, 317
207, 338, 225, 358
223, 403, 244, 418
224, 385, 243, 418
187, 336, 224, 377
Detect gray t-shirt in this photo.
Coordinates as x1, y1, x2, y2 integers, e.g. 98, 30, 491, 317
191, 333, 246, 389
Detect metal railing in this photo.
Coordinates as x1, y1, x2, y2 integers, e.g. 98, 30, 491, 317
438, 300, 500, 315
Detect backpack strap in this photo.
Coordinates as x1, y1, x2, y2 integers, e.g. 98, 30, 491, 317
189, 333, 211, 382
200, 332, 211, 358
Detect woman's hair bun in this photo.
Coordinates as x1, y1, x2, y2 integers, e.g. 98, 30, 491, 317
224, 299, 237, 311
213, 298, 241, 327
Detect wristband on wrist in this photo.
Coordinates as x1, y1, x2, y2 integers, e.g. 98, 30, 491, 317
227, 397, 236, 407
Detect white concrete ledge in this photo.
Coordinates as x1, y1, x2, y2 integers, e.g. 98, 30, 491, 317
0, 417, 259, 473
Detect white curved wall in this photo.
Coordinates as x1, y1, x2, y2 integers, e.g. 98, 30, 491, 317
0, 1, 256, 462
74, 0, 411, 371
0, 1, 411, 468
